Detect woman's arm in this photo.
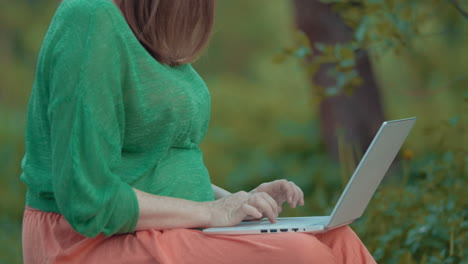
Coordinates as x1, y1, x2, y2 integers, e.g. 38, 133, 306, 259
133, 181, 304, 231
133, 187, 279, 231
212, 184, 231, 199
133, 188, 211, 230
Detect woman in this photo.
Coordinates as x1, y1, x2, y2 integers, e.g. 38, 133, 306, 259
20, 0, 376, 263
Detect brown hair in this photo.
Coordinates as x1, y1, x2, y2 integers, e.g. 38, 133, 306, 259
114, 0, 215, 66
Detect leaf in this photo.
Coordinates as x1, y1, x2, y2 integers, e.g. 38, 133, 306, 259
294, 46, 311, 58
449, 116, 459, 127
294, 31, 311, 47
341, 45, 355, 59
355, 16, 369, 42
272, 53, 288, 64
314, 42, 327, 52
350, 76, 364, 87
402, 6, 412, 21
334, 45, 342, 59
340, 59, 355, 68
325, 86, 339, 96
336, 71, 348, 87
461, 221, 468, 228
443, 152, 454, 163
306, 62, 321, 76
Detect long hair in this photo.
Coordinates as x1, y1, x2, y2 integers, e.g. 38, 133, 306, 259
114, 0, 216, 66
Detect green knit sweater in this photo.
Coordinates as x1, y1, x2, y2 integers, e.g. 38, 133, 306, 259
20, 0, 214, 238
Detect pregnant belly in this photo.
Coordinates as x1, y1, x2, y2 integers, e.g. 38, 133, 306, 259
133, 147, 214, 202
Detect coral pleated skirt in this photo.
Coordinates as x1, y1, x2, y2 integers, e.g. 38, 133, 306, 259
22, 206, 376, 264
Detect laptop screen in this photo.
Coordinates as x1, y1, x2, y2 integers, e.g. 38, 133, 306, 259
327, 118, 416, 228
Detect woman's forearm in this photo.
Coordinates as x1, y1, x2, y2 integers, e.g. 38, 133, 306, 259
132, 188, 211, 231
212, 184, 232, 199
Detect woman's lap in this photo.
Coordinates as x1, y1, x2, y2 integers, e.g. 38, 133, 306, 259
22, 207, 375, 264
137, 229, 339, 264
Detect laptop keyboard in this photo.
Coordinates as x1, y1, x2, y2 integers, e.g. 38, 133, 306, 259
233, 216, 330, 230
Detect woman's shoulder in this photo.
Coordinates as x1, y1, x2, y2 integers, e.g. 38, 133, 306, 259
58, 0, 116, 13
40, 0, 129, 77
43, 0, 126, 51
55, 0, 119, 26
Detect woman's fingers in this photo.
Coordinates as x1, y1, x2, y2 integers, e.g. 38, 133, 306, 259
289, 181, 298, 208
281, 180, 304, 208
297, 184, 305, 206
241, 203, 262, 220
248, 193, 278, 223
260, 192, 280, 216
282, 181, 297, 208
251, 179, 305, 211
291, 181, 304, 207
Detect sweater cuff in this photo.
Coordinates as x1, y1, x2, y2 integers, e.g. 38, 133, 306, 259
106, 182, 139, 236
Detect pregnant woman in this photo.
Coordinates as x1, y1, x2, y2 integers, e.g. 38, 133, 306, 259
20, 0, 376, 263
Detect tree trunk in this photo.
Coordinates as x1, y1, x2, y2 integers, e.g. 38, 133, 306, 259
292, 0, 385, 161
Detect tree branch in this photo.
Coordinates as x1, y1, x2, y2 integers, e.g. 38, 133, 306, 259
449, 0, 468, 19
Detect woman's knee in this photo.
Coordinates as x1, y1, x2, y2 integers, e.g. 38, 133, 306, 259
277, 233, 339, 263
327, 226, 360, 242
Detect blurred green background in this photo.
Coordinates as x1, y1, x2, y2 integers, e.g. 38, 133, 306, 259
1, 0, 467, 263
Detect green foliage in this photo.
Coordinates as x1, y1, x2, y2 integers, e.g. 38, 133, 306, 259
270, 2, 468, 263
217, 115, 467, 264
275, 0, 468, 100
353, 121, 467, 263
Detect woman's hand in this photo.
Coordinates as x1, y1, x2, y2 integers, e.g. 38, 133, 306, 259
206, 191, 280, 227
250, 179, 304, 211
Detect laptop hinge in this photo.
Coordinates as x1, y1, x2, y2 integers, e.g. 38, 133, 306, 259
326, 219, 356, 230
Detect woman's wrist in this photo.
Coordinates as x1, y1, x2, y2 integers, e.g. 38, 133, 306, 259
198, 200, 214, 228
133, 188, 214, 230
212, 184, 232, 199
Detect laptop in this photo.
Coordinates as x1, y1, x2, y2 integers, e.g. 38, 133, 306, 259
202, 117, 416, 235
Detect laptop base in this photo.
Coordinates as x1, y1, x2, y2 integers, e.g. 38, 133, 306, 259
202, 216, 330, 235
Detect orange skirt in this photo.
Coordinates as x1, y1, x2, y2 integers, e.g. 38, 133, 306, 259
22, 206, 376, 264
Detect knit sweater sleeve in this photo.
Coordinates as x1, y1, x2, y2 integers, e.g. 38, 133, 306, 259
47, 0, 138, 237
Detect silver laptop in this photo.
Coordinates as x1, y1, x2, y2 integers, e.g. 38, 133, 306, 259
203, 117, 416, 235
